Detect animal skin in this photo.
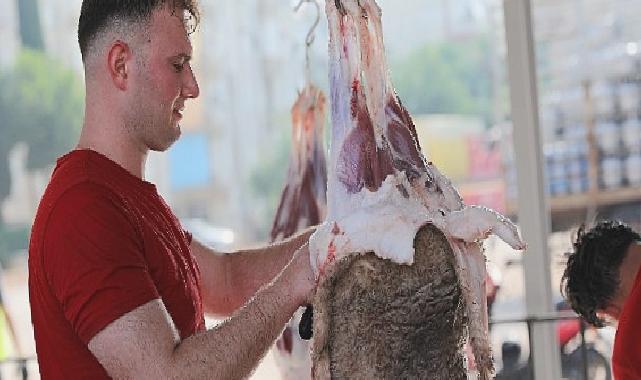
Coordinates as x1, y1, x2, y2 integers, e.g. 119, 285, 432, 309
312, 224, 467, 380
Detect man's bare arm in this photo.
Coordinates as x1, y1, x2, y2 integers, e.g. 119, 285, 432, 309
89, 245, 314, 380
191, 227, 314, 316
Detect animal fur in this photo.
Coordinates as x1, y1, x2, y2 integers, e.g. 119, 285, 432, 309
311, 224, 467, 379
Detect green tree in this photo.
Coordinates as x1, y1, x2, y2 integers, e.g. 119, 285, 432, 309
0, 49, 84, 226
390, 35, 498, 126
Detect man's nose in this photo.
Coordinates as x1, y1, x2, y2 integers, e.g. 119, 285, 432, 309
183, 66, 200, 99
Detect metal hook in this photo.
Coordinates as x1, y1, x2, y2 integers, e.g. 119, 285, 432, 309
294, 0, 320, 85
295, 0, 321, 48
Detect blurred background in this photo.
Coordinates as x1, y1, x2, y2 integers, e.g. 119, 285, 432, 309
1, 0, 641, 378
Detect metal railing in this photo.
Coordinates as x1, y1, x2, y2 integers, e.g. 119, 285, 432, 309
0, 313, 609, 380
491, 312, 611, 380
0, 357, 37, 380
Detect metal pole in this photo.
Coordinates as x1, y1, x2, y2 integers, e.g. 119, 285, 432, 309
502, 0, 563, 379
580, 321, 589, 380
20, 358, 28, 380
526, 320, 534, 379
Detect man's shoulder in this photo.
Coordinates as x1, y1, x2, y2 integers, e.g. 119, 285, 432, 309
32, 176, 127, 246
49, 149, 116, 186
37, 150, 126, 215
52, 181, 123, 214
39, 151, 98, 199
29, 176, 134, 281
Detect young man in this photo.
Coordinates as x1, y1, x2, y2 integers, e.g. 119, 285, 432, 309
28, 1, 316, 378
561, 220, 641, 379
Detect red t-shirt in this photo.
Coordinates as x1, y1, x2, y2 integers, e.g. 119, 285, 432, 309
612, 264, 641, 379
29, 149, 205, 379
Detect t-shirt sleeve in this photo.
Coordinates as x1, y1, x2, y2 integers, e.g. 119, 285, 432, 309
43, 182, 160, 344
612, 275, 641, 379
612, 329, 641, 380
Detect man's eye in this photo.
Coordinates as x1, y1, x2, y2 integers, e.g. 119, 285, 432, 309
173, 63, 184, 72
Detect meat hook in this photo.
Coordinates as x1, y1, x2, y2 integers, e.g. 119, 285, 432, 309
294, 0, 321, 85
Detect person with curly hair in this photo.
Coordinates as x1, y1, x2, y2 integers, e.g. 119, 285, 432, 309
561, 220, 641, 379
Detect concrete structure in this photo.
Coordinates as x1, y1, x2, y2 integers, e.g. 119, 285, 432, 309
504, 1, 562, 378
0, 0, 19, 68
38, 0, 84, 74
1, 144, 50, 226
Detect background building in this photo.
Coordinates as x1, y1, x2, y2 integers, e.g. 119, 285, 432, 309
0, 0, 19, 68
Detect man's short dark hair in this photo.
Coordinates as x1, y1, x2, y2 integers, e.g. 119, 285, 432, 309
561, 220, 640, 327
78, 0, 200, 62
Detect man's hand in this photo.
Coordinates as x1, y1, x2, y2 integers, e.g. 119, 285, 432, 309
285, 243, 316, 305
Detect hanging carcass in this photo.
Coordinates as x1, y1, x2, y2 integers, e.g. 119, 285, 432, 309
309, 1, 526, 379
271, 85, 328, 380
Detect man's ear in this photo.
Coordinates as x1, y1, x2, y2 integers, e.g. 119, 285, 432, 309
107, 40, 131, 91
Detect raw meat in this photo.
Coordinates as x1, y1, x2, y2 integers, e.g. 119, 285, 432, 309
309, 1, 526, 378
271, 84, 328, 380
270, 85, 327, 243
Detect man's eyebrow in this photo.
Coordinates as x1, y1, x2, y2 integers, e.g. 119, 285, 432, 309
171, 53, 192, 61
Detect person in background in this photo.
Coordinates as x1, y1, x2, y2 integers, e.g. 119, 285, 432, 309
561, 220, 641, 379
28, 1, 318, 379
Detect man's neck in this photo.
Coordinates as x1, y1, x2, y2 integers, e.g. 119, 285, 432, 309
77, 123, 148, 180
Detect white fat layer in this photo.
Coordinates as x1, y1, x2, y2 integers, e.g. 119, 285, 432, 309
310, 174, 439, 273
310, 173, 525, 275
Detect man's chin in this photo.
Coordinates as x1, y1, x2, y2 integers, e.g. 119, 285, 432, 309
150, 126, 181, 152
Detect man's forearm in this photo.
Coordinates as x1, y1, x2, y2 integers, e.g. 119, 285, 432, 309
192, 227, 314, 316
170, 259, 304, 379
227, 227, 314, 304
88, 246, 315, 380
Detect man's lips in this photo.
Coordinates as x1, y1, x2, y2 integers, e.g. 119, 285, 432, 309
173, 105, 185, 119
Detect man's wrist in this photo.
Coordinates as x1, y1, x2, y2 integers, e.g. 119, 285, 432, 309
296, 226, 316, 246
293, 244, 315, 304
277, 245, 313, 306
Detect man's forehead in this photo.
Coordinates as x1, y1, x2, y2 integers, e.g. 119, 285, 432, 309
148, 6, 193, 52
149, 6, 191, 34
